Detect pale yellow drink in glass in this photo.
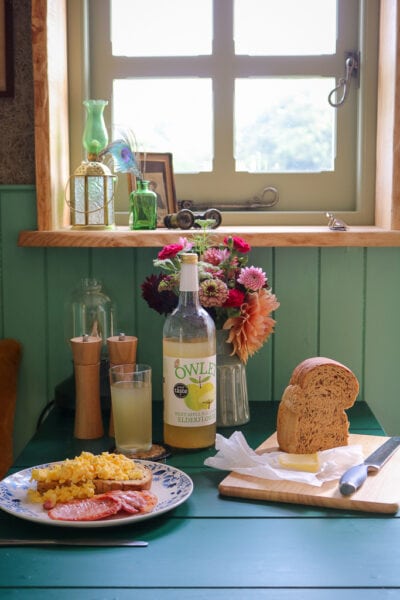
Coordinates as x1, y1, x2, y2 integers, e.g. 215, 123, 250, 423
163, 338, 216, 449
110, 364, 152, 454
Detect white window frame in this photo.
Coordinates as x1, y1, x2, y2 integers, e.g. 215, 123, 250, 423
22, 0, 400, 248
67, 0, 380, 227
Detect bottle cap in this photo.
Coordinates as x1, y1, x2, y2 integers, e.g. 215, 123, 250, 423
181, 253, 197, 264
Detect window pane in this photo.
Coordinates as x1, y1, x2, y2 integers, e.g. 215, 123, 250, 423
111, 0, 212, 56
235, 78, 335, 173
234, 0, 337, 56
113, 79, 213, 173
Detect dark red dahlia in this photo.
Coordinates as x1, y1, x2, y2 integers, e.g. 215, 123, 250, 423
140, 274, 178, 315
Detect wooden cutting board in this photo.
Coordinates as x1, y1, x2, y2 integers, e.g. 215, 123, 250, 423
219, 433, 400, 514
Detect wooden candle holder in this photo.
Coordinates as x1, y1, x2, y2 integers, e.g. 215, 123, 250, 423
107, 334, 138, 437
70, 335, 103, 439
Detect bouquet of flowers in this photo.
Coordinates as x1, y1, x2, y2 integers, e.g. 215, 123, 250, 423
141, 225, 279, 363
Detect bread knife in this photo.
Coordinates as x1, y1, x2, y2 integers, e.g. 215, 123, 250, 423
339, 436, 400, 496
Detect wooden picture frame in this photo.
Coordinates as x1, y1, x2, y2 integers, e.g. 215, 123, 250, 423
0, 0, 13, 97
127, 153, 177, 227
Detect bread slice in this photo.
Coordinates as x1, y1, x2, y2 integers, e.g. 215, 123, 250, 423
36, 463, 152, 494
277, 357, 359, 453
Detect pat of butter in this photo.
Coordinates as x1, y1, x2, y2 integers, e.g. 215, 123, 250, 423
278, 452, 320, 473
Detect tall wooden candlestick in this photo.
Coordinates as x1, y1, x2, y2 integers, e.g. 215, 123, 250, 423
107, 333, 138, 437
70, 334, 103, 439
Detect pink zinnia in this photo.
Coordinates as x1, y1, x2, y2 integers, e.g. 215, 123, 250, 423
158, 243, 184, 259
203, 265, 224, 279
237, 266, 267, 291
199, 279, 229, 307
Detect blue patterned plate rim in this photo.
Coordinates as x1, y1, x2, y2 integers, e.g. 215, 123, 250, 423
0, 460, 194, 528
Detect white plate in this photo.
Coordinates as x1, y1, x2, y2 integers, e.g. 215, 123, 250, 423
0, 460, 193, 528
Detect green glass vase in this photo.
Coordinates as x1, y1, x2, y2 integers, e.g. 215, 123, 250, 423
82, 99, 109, 160
130, 180, 158, 230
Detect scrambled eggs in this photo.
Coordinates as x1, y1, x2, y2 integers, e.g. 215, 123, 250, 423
28, 451, 142, 504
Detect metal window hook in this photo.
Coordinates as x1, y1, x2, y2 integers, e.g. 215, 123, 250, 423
328, 51, 360, 108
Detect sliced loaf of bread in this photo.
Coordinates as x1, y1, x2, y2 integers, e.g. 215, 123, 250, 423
277, 357, 359, 453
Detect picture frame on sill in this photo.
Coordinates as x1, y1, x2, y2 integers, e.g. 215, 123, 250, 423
127, 153, 177, 228
0, 0, 13, 97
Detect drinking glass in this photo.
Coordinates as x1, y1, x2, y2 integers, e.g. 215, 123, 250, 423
109, 364, 152, 454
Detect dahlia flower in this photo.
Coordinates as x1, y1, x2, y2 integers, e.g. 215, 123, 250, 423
203, 247, 230, 265
223, 288, 280, 363
237, 266, 267, 291
141, 274, 178, 315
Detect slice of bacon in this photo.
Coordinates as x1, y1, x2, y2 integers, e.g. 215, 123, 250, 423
138, 490, 158, 513
48, 494, 122, 522
105, 490, 145, 514
105, 490, 158, 514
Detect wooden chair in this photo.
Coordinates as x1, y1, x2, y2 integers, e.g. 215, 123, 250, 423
0, 339, 22, 479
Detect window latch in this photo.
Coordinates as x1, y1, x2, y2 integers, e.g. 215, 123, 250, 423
328, 51, 360, 108
178, 186, 279, 212
326, 212, 347, 231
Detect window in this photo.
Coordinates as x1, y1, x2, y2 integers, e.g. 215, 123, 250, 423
69, 0, 380, 226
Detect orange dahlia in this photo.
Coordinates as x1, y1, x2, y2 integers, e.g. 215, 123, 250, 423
223, 288, 280, 364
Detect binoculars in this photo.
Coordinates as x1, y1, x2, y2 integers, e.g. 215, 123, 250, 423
164, 208, 222, 230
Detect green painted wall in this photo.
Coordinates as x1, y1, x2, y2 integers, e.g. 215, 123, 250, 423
1, 186, 400, 457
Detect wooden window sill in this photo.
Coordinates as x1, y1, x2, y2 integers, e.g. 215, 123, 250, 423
17, 225, 400, 248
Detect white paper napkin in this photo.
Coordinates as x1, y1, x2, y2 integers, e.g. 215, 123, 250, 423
204, 431, 365, 486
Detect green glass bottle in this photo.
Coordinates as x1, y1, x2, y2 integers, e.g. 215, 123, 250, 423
130, 180, 158, 230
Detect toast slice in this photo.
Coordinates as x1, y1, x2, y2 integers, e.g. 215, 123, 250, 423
36, 463, 152, 494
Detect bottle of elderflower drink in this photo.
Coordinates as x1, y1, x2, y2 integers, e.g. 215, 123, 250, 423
163, 253, 216, 449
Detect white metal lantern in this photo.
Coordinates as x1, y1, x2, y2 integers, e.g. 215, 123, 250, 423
69, 161, 117, 230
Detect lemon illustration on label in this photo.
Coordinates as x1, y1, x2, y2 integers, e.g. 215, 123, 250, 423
184, 376, 215, 411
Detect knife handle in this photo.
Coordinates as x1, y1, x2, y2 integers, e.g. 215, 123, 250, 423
339, 463, 368, 496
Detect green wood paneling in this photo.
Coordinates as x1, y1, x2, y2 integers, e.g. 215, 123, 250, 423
319, 247, 365, 400
245, 247, 274, 401
2, 187, 400, 452
273, 247, 320, 399
0, 187, 47, 456
134, 247, 165, 400
91, 247, 136, 335
46, 248, 91, 399
364, 247, 400, 435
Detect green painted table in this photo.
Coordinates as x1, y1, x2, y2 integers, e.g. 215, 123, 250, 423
1, 401, 398, 599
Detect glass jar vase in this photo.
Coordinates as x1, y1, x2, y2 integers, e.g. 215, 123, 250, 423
216, 329, 250, 427
65, 278, 117, 359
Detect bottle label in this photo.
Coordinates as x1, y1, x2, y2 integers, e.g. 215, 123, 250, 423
163, 354, 217, 427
